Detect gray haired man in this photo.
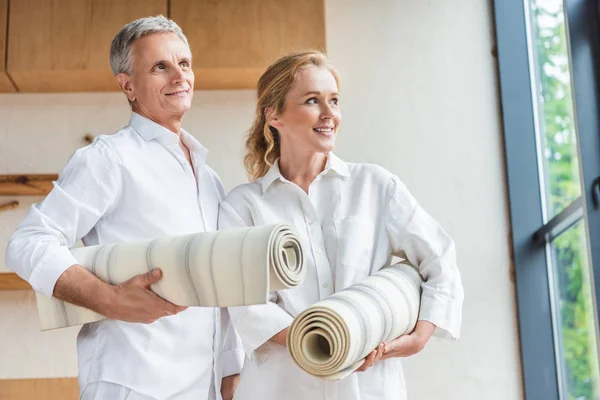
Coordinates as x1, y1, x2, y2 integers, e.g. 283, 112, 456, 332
6, 16, 242, 400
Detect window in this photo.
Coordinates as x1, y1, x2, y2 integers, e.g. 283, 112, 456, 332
494, 0, 600, 399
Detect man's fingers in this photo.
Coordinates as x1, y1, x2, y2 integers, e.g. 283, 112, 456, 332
156, 297, 187, 317
129, 268, 162, 288
143, 268, 162, 286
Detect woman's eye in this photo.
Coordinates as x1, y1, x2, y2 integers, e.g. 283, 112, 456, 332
180, 61, 189, 68
306, 98, 318, 104
331, 98, 339, 105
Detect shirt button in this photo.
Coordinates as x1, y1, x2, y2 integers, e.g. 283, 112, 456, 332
323, 283, 329, 288
316, 248, 322, 253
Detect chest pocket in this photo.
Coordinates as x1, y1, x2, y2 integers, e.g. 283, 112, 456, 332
329, 216, 376, 288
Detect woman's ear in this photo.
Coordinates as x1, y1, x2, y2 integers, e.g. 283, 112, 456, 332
265, 107, 282, 130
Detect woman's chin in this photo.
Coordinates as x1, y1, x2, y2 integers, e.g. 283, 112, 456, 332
314, 137, 336, 153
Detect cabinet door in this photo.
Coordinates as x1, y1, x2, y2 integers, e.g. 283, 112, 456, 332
0, 0, 16, 92
7, 0, 167, 92
170, 0, 326, 90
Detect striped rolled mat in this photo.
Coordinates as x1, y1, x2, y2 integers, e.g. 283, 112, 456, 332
36, 224, 305, 330
287, 262, 422, 380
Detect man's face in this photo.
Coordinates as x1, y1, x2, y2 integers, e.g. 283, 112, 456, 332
123, 32, 194, 120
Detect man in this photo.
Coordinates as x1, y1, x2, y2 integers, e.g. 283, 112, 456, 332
6, 16, 241, 400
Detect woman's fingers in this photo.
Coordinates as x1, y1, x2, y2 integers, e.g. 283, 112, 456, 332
356, 349, 377, 372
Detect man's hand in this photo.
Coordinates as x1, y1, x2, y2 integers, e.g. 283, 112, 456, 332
53, 265, 186, 324
221, 374, 240, 400
103, 269, 188, 323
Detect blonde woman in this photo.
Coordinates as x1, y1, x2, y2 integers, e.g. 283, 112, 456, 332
218, 51, 463, 400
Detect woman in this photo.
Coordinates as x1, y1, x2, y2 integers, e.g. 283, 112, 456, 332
219, 50, 463, 400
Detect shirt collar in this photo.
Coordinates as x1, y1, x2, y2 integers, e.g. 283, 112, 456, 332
129, 112, 177, 142
259, 152, 350, 194
180, 128, 209, 165
129, 112, 208, 164
260, 159, 284, 193
326, 152, 351, 178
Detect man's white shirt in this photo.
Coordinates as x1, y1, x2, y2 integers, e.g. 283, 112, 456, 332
6, 113, 243, 399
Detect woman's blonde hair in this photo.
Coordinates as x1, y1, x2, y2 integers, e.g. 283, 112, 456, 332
244, 50, 340, 181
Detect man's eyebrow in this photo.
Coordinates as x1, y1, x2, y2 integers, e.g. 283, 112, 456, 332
150, 56, 192, 65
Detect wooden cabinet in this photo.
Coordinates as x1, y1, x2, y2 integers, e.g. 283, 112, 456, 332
0, 0, 16, 92
7, 0, 167, 92
3, 0, 325, 92
170, 0, 326, 89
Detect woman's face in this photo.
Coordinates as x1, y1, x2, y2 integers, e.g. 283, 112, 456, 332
270, 66, 341, 154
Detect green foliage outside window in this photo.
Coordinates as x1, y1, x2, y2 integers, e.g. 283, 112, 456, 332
532, 2, 600, 398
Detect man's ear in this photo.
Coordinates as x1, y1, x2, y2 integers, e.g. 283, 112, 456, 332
115, 73, 135, 103
265, 107, 282, 130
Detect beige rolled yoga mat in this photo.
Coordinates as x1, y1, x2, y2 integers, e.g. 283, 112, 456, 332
36, 224, 305, 331
287, 262, 422, 380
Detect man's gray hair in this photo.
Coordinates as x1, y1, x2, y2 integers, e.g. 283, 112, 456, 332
110, 15, 190, 76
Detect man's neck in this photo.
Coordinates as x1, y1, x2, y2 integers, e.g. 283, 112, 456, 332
133, 107, 182, 135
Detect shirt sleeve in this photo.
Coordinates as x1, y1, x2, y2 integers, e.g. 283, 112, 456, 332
5, 139, 121, 297
206, 165, 226, 201
218, 199, 294, 358
219, 308, 245, 377
384, 175, 464, 339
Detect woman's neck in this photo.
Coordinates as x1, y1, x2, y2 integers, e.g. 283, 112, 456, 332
279, 149, 328, 194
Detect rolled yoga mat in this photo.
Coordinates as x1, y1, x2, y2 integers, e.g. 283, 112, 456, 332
287, 262, 422, 380
36, 224, 305, 331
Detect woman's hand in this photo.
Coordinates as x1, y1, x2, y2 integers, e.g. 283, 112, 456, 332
270, 327, 289, 346
220, 374, 240, 400
355, 343, 385, 372
356, 321, 436, 372
381, 321, 435, 360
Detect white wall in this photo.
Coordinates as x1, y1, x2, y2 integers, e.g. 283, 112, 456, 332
0, 0, 524, 398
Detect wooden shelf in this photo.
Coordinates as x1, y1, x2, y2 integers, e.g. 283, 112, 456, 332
0, 378, 78, 399
0, 273, 31, 290
0, 200, 19, 212
0, 174, 58, 196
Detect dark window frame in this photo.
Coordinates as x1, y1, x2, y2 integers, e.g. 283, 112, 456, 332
493, 0, 600, 398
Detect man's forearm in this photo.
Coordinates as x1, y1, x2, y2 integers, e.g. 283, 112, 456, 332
53, 265, 116, 316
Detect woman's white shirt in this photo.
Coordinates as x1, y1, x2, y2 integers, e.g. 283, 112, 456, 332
218, 153, 463, 400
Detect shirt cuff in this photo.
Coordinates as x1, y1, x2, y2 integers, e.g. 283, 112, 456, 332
418, 290, 462, 340
221, 348, 245, 377
28, 246, 78, 298
232, 303, 294, 357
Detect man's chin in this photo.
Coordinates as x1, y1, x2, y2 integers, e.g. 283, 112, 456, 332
165, 103, 192, 116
